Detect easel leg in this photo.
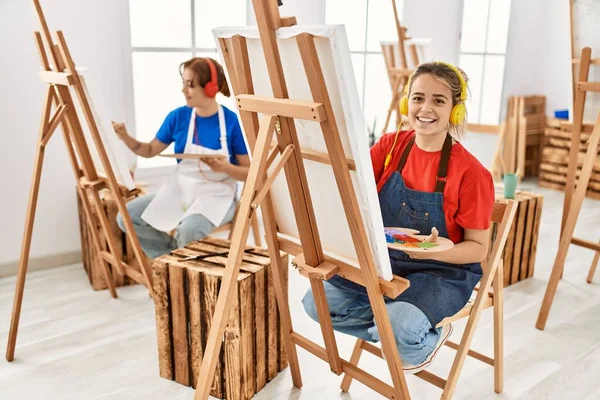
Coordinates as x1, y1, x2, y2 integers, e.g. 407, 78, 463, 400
6, 88, 54, 361
587, 245, 600, 283
262, 195, 302, 387
340, 339, 365, 392
493, 260, 504, 393
194, 115, 277, 400
536, 114, 600, 330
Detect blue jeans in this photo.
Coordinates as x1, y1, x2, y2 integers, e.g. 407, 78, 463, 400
116, 193, 236, 259
302, 281, 442, 365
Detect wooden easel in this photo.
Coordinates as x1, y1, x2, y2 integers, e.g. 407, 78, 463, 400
535, 46, 600, 330
6, 0, 153, 362
380, 0, 418, 135
194, 1, 415, 399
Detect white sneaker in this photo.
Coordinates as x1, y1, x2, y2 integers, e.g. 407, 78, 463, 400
402, 323, 453, 375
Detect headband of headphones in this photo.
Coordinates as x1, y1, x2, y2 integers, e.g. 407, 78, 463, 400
403, 61, 467, 103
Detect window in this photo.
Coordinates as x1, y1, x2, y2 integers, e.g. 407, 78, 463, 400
128, 0, 247, 168
458, 0, 512, 125
326, 0, 403, 138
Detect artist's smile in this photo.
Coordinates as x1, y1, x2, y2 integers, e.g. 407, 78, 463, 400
417, 116, 437, 123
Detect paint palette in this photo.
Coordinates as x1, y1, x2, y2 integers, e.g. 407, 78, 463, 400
384, 227, 454, 253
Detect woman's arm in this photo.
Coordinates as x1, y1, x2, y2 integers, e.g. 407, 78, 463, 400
112, 121, 169, 158
407, 228, 490, 264
202, 154, 250, 181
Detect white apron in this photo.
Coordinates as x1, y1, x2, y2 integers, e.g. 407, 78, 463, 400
141, 106, 237, 232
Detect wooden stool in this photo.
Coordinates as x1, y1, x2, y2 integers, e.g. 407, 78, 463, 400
152, 237, 289, 399
485, 191, 543, 286
76, 189, 145, 290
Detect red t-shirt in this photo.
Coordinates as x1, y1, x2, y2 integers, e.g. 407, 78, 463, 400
371, 130, 495, 244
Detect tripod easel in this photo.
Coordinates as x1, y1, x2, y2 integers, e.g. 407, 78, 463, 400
535, 46, 600, 330
6, 0, 153, 362
193, 0, 418, 399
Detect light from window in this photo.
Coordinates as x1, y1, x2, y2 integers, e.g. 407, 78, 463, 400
363, 54, 392, 134
129, 0, 191, 48
460, 0, 489, 53
486, 0, 511, 53
351, 54, 365, 107
366, 1, 398, 52
459, 54, 484, 123
480, 55, 506, 124
194, 0, 247, 48
326, 0, 368, 52
459, 0, 512, 124
132, 52, 191, 168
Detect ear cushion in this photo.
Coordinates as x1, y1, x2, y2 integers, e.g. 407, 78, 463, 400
399, 95, 409, 116
204, 81, 218, 97
450, 103, 466, 125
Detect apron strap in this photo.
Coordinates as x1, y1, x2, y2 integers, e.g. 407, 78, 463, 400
435, 134, 452, 193
396, 133, 453, 193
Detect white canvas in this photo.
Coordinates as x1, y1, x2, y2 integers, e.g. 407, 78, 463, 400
214, 25, 393, 280
68, 68, 136, 191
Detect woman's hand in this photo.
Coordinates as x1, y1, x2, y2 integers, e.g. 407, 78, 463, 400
111, 121, 129, 141
200, 157, 230, 173
405, 251, 438, 261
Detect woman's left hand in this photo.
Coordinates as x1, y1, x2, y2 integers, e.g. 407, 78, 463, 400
404, 250, 438, 261
200, 157, 230, 173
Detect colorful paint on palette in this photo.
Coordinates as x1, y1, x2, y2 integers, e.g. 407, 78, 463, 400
384, 229, 440, 250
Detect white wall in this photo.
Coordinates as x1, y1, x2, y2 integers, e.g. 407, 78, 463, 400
539, 0, 572, 117
0, 0, 133, 266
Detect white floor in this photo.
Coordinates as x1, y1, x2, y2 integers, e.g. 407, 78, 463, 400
1, 183, 600, 400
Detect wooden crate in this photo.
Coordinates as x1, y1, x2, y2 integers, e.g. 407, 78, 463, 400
539, 118, 600, 200
152, 237, 289, 400
76, 189, 143, 290
485, 192, 544, 286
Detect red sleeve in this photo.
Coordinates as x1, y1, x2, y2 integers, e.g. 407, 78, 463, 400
455, 172, 495, 230
370, 133, 394, 183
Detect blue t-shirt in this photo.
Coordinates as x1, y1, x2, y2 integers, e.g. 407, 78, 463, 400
155, 105, 248, 164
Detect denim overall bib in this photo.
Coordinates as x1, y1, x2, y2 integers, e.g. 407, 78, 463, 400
328, 134, 482, 327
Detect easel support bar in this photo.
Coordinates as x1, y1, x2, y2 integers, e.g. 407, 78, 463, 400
39, 71, 74, 86
252, 144, 294, 207
237, 94, 327, 121
277, 234, 409, 298
571, 237, 600, 252
573, 58, 600, 65
290, 333, 398, 399
577, 82, 600, 92
40, 104, 67, 148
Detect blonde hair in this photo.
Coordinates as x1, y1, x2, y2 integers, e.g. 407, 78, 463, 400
403, 62, 470, 140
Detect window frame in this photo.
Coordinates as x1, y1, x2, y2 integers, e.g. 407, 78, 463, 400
458, 0, 512, 125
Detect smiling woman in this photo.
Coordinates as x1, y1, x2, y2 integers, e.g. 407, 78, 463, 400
303, 61, 495, 374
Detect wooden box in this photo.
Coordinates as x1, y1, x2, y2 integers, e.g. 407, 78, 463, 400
539, 118, 600, 200
76, 189, 142, 290
152, 237, 289, 400
485, 192, 544, 286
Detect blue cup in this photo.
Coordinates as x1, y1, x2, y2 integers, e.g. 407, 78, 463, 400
503, 173, 518, 199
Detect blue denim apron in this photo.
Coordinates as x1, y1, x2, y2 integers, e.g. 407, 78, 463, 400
329, 134, 482, 327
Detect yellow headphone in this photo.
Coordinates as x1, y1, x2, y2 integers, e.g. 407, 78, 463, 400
399, 61, 467, 125
384, 61, 467, 169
